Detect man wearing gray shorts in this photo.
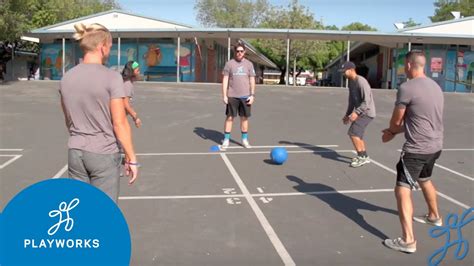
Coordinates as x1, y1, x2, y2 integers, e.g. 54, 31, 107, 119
60, 23, 138, 203
382, 50, 444, 253
340, 61, 376, 167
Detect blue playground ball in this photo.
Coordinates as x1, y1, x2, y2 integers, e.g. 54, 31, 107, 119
271, 147, 288, 165
210, 145, 220, 152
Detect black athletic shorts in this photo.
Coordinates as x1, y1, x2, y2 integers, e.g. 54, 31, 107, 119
396, 150, 442, 188
226, 97, 252, 117
348, 114, 373, 139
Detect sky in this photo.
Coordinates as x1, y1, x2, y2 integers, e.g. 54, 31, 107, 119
117, 0, 436, 32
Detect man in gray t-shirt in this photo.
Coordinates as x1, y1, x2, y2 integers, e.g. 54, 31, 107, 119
382, 50, 444, 254
220, 42, 256, 150
340, 61, 376, 168
60, 23, 138, 203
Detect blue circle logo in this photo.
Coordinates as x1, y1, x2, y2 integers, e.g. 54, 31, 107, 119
0, 179, 131, 266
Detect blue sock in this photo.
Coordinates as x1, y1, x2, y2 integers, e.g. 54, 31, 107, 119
241, 132, 248, 140
224, 132, 231, 140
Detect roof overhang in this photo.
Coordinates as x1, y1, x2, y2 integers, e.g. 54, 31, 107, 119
28, 28, 474, 46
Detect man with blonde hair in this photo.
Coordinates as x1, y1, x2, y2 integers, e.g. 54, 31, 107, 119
59, 23, 138, 203
382, 50, 444, 253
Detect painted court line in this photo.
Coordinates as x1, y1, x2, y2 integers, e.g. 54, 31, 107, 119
435, 163, 474, 181
0, 149, 24, 151
220, 153, 295, 266
0, 155, 22, 169
137, 150, 354, 156
365, 152, 470, 209
226, 145, 339, 149
52, 164, 68, 179
397, 148, 474, 152
119, 188, 395, 200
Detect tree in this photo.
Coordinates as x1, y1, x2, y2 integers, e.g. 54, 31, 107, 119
341, 22, 378, 31
430, 0, 474, 22
403, 18, 421, 28
194, 0, 271, 28
0, 0, 119, 66
251, 0, 325, 83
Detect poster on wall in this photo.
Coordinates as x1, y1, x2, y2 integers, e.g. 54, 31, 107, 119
455, 51, 474, 92
40, 44, 74, 80
430, 57, 443, 73
107, 43, 138, 72
138, 43, 195, 82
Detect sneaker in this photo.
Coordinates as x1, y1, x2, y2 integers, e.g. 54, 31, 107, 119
413, 214, 442, 226
383, 237, 417, 254
351, 156, 361, 162
220, 139, 230, 151
350, 156, 370, 167
242, 139, 252, 149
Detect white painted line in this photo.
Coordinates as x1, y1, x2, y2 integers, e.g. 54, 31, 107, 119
441, 149, 474, 151
226, 145, 339, 149
0, 155, 22, 169
220, 153, 295, 266
137, 150, 354, 156
436, 192, 470, 209
118, 188, 396, 200
0, 149, 24, 151
435, 164, 474, 181
397, 148, 474, 152
258, 189, 395, 197
120, 194, 243, 200
52, 164, 68, 179
366, 152, 470, 210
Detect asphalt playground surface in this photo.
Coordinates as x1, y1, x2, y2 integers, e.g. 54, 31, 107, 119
0, 81, 473, 266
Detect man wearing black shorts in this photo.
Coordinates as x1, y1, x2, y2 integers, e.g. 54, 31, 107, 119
382, 50, 444, 253
220, 42, 256, 150
340, 62, 376, 167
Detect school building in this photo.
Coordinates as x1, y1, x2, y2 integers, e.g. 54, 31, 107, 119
26, 10, 277, 82
324, 16, 474, 92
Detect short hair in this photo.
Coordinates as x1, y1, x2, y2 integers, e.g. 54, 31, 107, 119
405, 50, 426, 69
73, 23, 112, 53
234, 41, 245, 51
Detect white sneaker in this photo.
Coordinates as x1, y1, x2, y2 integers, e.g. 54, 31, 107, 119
220, 139, 230, 151
242, 139, 252, 148
383, 237, 417, 254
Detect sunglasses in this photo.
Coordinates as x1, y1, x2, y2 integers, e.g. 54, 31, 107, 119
235, 50, 245, 53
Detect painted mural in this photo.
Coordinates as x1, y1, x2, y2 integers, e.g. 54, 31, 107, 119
40, 41, 195, 82
40, 44, 74, 80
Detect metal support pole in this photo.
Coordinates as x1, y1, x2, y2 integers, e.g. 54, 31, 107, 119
62, 38, 66, 75
227, 36, 231, 61
117, 37, 121, 70
286, 37, 290, 86
177, 36, 181, 83
345, 40, 351, 88
293, 57, 297, 87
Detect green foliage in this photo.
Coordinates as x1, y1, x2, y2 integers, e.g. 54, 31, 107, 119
341, 22, 377, 31
0, 0, 120, 42
403, 18, 421, 28
194, 0, 270, 27
430, 0, 474, 22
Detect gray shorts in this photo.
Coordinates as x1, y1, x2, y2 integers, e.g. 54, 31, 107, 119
348, 114, 373, 139
68, 149, 121, 203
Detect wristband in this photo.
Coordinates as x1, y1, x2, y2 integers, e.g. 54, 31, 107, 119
126, 161, 140, 166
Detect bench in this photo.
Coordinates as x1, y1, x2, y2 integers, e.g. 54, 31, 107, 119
144, 66, 183, 81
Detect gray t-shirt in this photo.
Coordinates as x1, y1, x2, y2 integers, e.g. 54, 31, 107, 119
346, 75, 376, 118
123, 80, 134, 98
60, 64, 125, 154
222, 58, 256, 98
396, 77, 444, 154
